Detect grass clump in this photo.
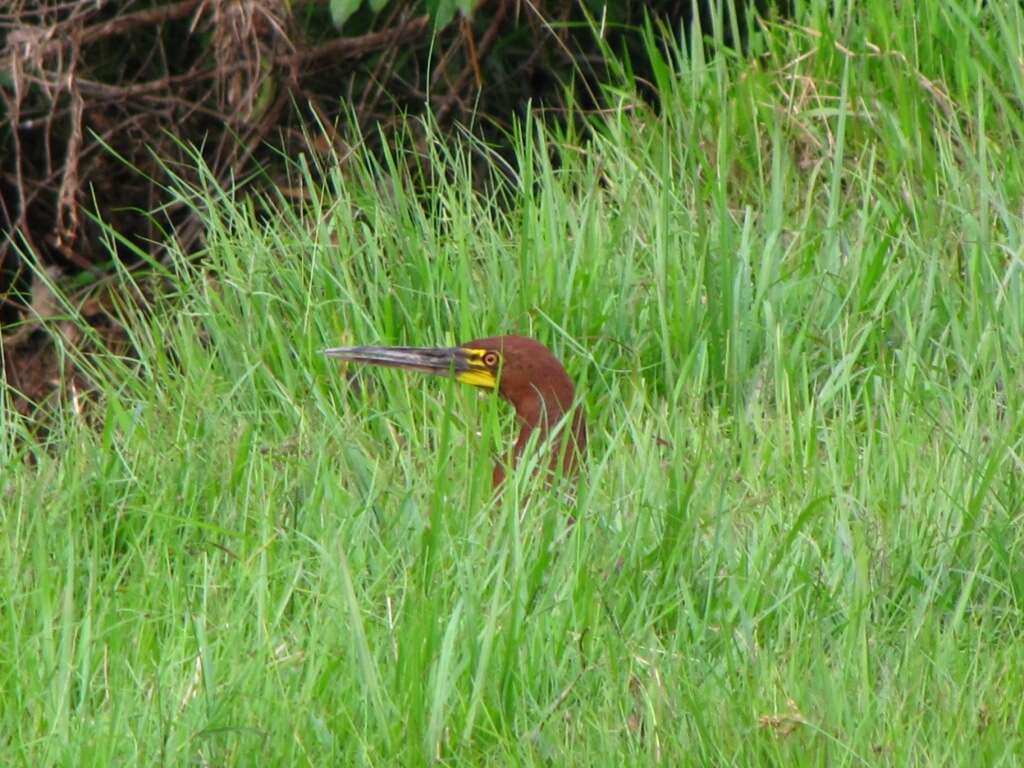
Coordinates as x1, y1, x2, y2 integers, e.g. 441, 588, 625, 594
3, 1, 1024, 764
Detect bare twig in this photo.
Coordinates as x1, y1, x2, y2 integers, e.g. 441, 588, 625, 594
436, 0, 510, 123
281, 14, 430, 67
55, 27, 84, 254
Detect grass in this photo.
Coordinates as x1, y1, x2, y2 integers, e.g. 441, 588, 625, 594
3, 0, 1024, 764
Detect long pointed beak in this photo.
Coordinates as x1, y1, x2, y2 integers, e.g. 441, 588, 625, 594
323, 345, 471, 377
324, 343, 499, 389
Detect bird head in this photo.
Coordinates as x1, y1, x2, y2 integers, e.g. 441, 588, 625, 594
455, 335, 577, 423
323, 335, 576, 420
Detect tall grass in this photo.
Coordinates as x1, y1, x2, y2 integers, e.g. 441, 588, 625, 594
3, 0, 1023, 764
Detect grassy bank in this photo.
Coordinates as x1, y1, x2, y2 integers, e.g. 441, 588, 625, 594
3, 1, 1023, 764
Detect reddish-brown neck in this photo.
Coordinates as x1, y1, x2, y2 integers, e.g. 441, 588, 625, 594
492, 366, 587, 488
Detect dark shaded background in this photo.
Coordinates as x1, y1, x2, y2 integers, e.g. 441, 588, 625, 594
1, 0, 784, 414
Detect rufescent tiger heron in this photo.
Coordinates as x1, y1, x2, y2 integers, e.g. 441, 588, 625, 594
323, 335, 586, 488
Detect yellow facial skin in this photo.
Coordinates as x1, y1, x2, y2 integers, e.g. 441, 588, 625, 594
455, 348, 499, 389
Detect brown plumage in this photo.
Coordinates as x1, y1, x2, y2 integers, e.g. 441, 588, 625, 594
323, 334, 586, 488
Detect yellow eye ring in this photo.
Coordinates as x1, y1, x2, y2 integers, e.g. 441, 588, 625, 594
483, 352, 499, 368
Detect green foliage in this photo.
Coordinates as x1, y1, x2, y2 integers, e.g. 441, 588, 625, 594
3, 0, 1024, 764
424, 0, 473, 30
329, 0, 472, 31
329, 0, 363, 30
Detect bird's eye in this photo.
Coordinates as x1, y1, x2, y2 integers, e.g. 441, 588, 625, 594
483, 352, 499, 368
